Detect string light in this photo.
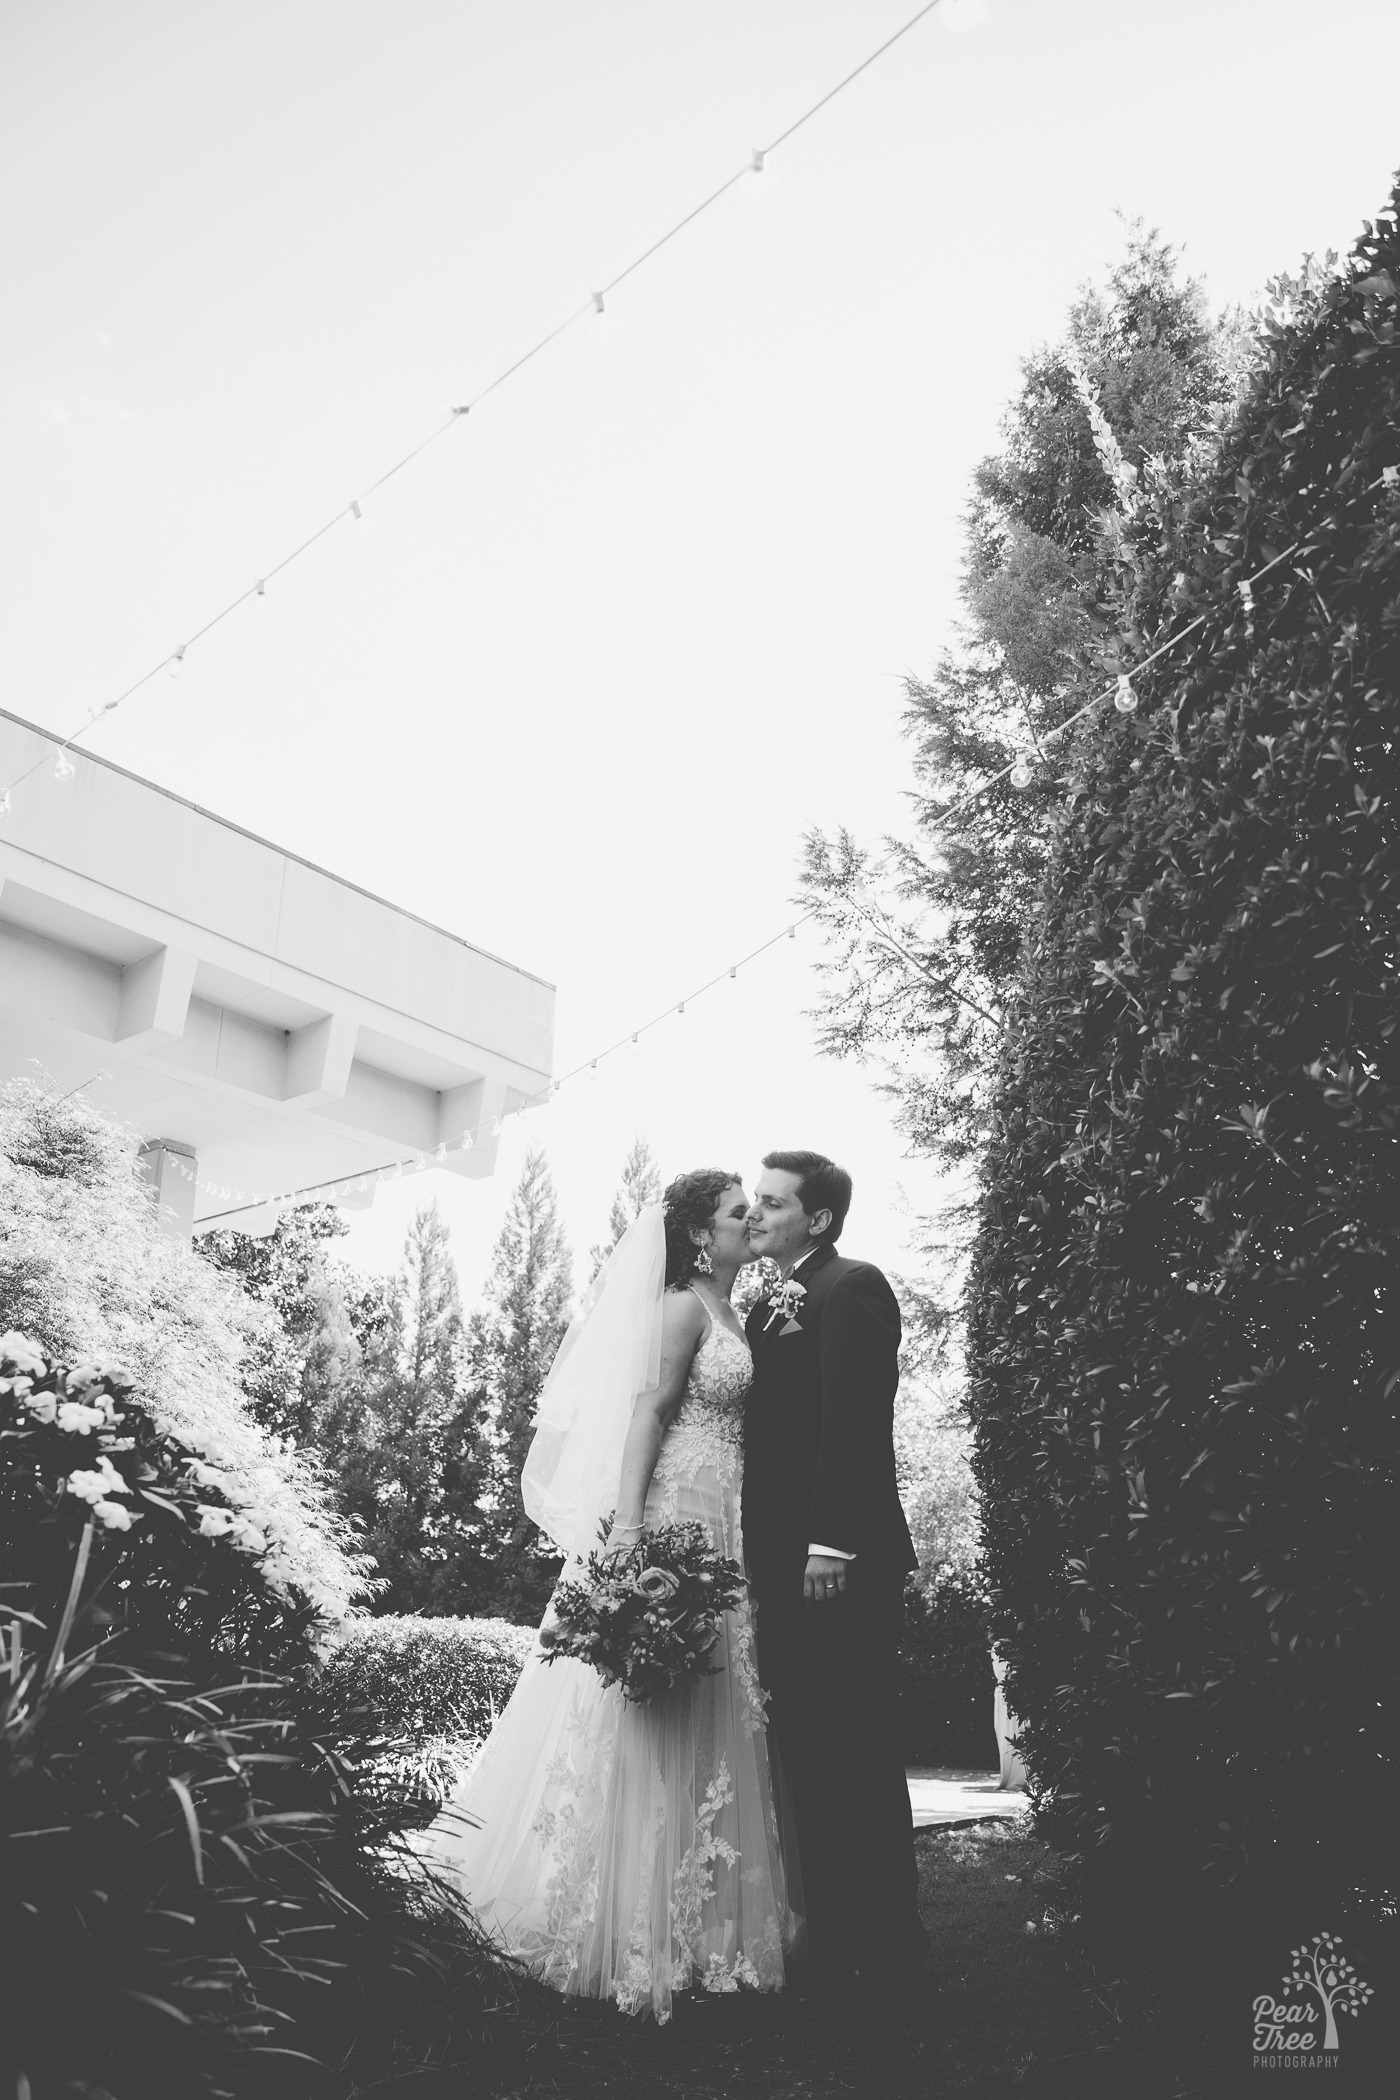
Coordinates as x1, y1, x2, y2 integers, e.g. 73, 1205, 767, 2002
54, 753, 76, 782
170, 645, 187, 679
349, 500, 363, 521
49, 458, 1400, 1211
0, 0, 949, 819
195, 473, 1347, 1225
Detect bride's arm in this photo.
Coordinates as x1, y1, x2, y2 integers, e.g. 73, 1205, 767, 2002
610, 1290, 706, 1541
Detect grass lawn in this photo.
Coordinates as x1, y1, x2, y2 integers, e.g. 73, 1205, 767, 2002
332, 1807, 1227, 2100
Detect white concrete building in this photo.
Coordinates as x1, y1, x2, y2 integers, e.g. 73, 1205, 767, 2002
0, 707, 554, 1235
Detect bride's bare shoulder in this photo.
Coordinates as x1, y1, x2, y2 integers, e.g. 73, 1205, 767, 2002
661, 1285, 707, 1339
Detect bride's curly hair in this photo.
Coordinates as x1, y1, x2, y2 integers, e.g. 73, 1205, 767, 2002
662, 1168, 741, 1291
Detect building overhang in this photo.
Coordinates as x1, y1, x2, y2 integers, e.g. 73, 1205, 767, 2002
0, 709, 555, 1232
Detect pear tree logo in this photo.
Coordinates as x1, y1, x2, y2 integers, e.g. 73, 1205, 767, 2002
1253, 1931, 1374, 2067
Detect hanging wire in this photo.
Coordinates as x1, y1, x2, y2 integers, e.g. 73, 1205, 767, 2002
0, 0, 950, 813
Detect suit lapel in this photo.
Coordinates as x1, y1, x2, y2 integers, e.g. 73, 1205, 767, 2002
750, 1241, 837, 1357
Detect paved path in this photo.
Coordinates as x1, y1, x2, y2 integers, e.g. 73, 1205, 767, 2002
906, 1767, 1028, 1829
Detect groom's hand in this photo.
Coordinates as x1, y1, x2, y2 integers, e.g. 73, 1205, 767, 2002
804, 1553, 848, 1604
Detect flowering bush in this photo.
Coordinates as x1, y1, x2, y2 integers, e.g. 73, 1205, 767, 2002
1, 1333, 487, 2098
0, 1079, 368, 1618
541, 1519, 746, 1704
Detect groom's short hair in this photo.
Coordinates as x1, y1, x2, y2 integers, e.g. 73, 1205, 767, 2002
761, 1150, 852, 1245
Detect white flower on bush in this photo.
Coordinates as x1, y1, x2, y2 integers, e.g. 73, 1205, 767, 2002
186, 1459, 229, 1491
55, 1399, 107, 1435
62, 1360, 106, 1396
0, 1092, 372, 1622
65, 1454, 131, 1505
19, 1389, 57, 1424
0, 1331, 48, 1376
196, 1505, 238, 1538
93, 1498, 134, 1531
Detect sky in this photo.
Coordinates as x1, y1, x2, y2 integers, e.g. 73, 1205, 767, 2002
3, 0, 1398, 1308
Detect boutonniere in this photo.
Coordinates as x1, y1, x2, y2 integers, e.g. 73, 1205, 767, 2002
763, 1276, 806, 1333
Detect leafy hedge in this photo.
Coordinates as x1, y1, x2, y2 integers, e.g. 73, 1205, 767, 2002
894, 1572, 995, 1768
966, 193, 1400, 1934
319, 1613, 535, 1807
0, 1336, 484, 2099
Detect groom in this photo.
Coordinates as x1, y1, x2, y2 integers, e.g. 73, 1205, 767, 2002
743, 1150, 922, 1998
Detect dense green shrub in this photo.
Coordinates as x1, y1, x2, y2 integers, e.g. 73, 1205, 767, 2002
319, 1613, 535, 1806
966, 194, 1400, 1935
894, 1572, 995, 1768
0, 1337, 480, 2099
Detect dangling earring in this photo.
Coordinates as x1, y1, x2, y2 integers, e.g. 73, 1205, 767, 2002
692, 1241, 714, 1277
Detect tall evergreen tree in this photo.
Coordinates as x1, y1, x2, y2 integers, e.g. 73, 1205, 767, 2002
444, 1148, 573, 1621
802, 226, 1244, 1186
200, 1204, 358, 1444
587, 1135, 660, 1280
339, 1199, 465, 1611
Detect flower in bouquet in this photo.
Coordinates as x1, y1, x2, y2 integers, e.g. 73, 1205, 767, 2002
540, 1518, 746, 1704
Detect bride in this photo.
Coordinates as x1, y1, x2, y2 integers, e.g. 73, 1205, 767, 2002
422, 1168, 802, 2022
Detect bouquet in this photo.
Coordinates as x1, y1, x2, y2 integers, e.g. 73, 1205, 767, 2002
539, 1518, 746, 1704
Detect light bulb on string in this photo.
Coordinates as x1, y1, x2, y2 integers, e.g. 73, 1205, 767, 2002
1114, 675, 1137, 714
254, 578, 268, 607
590, 290, 619, 345
1009, 755, 1035, 791
745, 147, 774, 200
0, 790, 11, 817
169, 645, 187, 680
54, 752, 76, 783
349, 500, 363, 522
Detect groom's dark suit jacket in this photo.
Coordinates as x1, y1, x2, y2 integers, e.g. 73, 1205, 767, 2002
743, 1240, 917, 1575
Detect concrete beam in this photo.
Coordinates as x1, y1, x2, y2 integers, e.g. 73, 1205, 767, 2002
283, 1011, 357, 1107
116, 946, 196, 1053
436, 1075, 509, 1180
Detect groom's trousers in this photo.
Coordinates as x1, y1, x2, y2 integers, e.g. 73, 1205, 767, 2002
751, 1556, 921, 1984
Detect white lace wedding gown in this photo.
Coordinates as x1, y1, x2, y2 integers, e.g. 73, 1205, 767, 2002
423, 1303, 801, 2022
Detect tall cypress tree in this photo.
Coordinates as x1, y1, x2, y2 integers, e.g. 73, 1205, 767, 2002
339, 1199, 465, 1611
803, 225, 1244, 1183
587, 1135, 660, 1281
441, 1149, 573, 1621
